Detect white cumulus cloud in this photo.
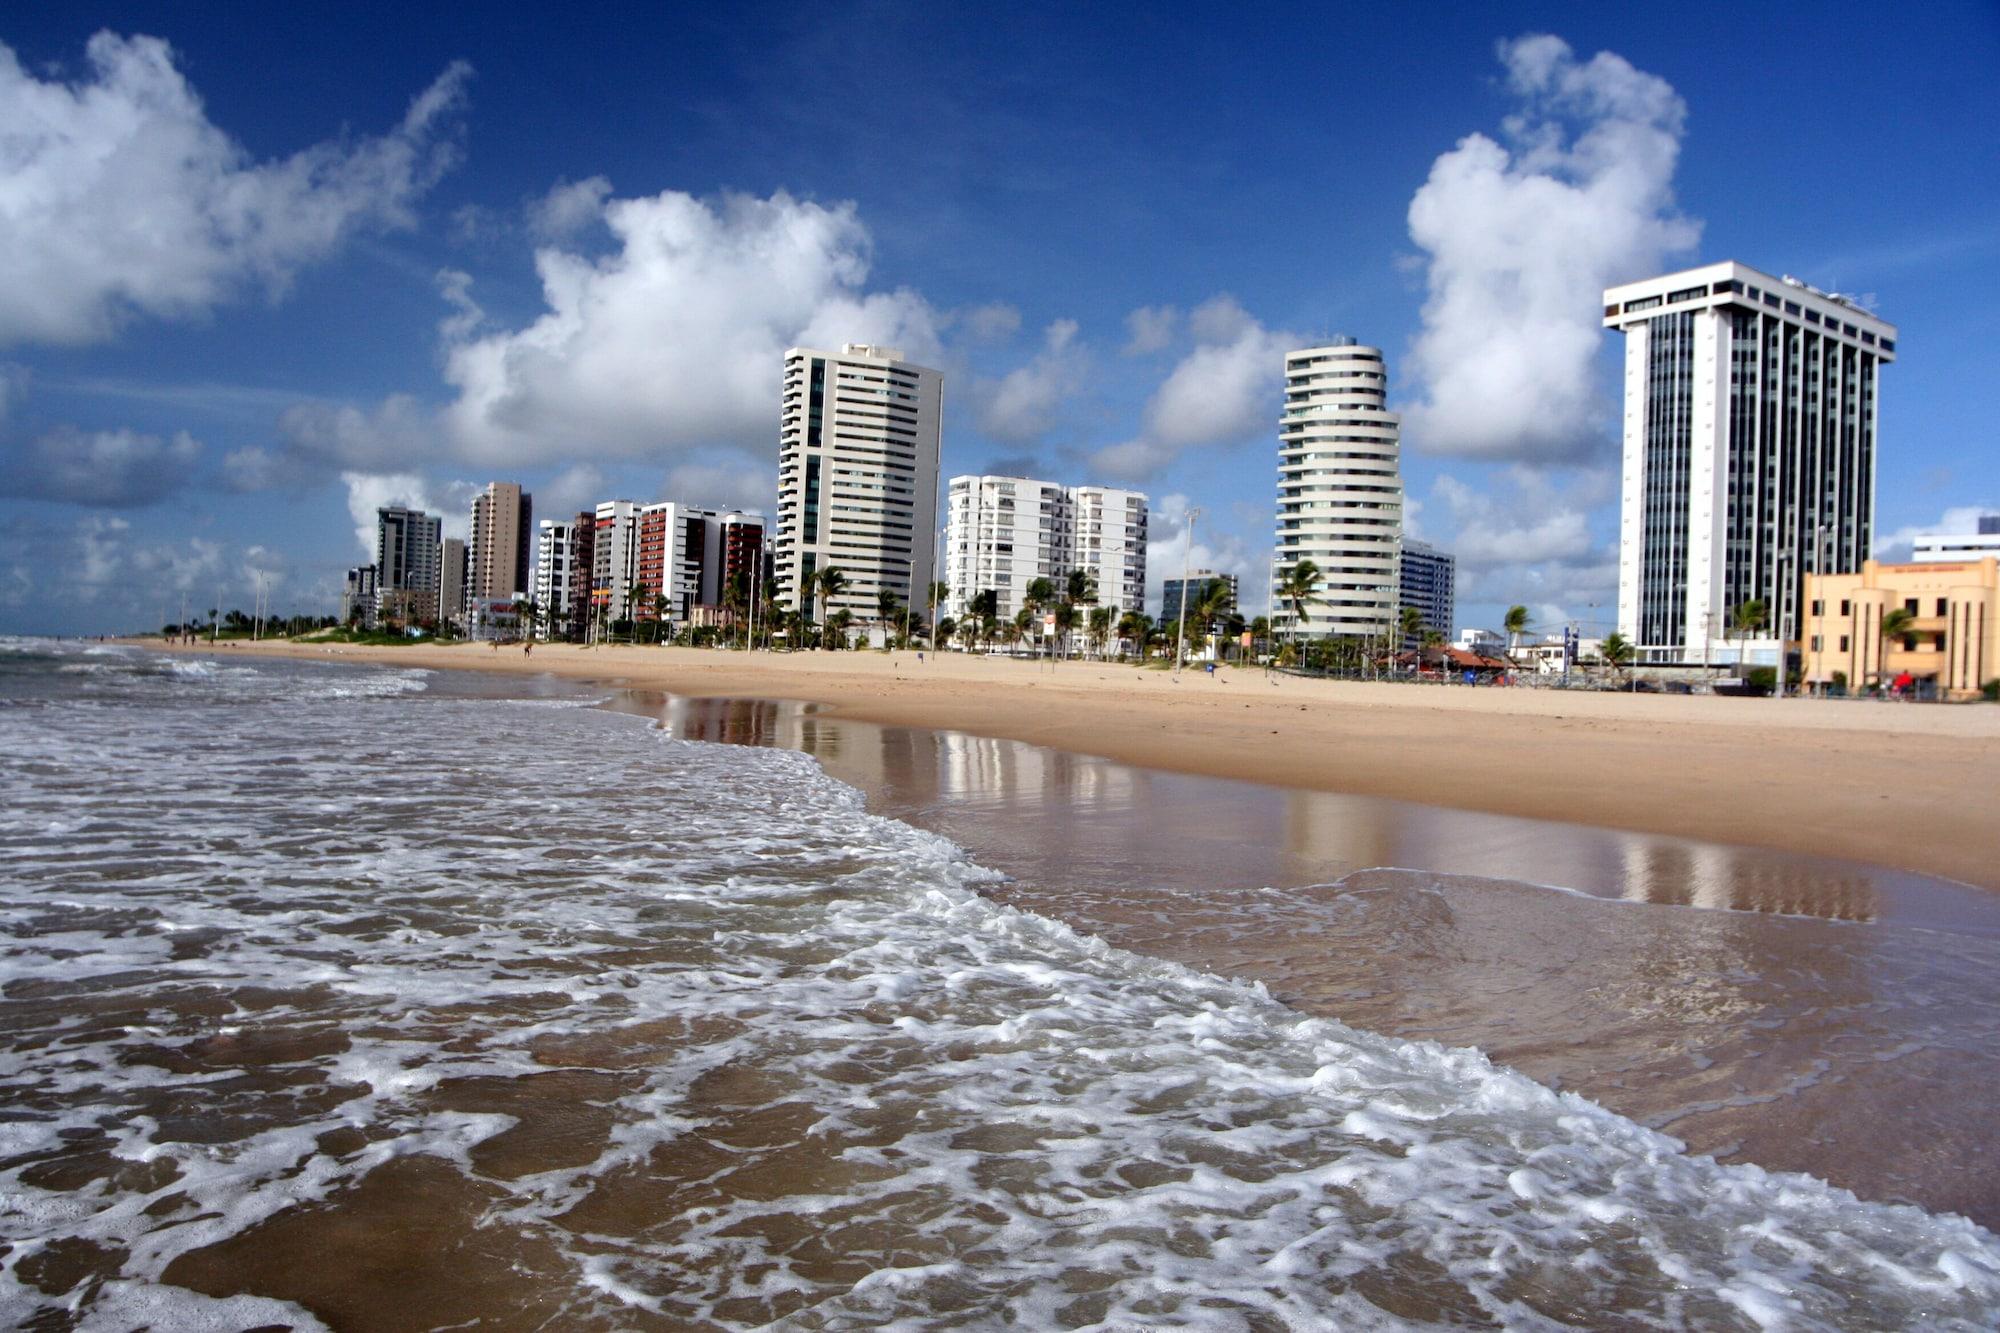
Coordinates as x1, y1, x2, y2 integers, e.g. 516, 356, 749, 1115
528, 175, 613, 240
1092, 296, 1291, 483
340, 471, 475, 556
971, 319, 1085, 444
1403, 34, 1700, 462
0, 32, 470, 347
441, 188, 942, 465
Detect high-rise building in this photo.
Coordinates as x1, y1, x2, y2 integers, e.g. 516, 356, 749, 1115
1069, 484, 1149, 619
591, 500, 641, 628
1399, 540, 1455, 646
532, 520, 575, 637
1603, 261, 1897, 661
1272, 339, 1403, 639
439, 537, 466, 626
944, 476, 1148, 623
468, 482, 533, 601
775, 344, 942, 618
1160, 570, 1237, 630
567, 512, 596, 639
634, 502, 770, 625
1913, 515, 2000, 563
341, 565, 378, 627
375, 506, 441, 624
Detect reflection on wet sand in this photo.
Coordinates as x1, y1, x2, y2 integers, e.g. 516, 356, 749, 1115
643, 692, 2000, 1227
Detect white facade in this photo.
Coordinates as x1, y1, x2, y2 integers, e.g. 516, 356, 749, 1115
533, 520, 575, 631
590, 500, 641, 625
1912, 518, 2000, 563
943, 476, 1147, 622
1605, 261, 1897, 661
1273, 340, 1403, 639
775, 344, 942, 618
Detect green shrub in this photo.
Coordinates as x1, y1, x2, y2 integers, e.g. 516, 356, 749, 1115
1983, 678, 1999, 703
1745, 666, 1777, 696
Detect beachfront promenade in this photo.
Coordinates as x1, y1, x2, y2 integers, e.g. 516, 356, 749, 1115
154, 639, 2000, 893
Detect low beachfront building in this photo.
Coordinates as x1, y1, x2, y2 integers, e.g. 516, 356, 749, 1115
1802, 558, 1999, 698
1912, 514, 2000, 563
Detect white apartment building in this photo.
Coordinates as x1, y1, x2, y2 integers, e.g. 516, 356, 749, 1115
1272, 339, 1404, 639
1071, 484, 1148, 617
590, 500, 641, 626
1604, 261, 1897, 662
944, 476, 1147, 623
532, 519, 575, 632
775, 344, 942, 619
1913, 516, 2000, 563
637, 502, 768, 623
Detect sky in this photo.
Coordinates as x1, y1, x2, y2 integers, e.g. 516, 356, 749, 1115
2, 1, 1997, 637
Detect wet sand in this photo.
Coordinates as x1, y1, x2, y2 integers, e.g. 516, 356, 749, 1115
145, 639, 2000, 892
633, 692, 2000, 1228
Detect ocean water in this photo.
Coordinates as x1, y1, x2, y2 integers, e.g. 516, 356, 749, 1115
2, 641, 1998, 1330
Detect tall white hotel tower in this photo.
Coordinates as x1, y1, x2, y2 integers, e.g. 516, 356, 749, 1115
776, 344, 943, 618
1273, 339, 1404, 639
1604, 262, 1897, 662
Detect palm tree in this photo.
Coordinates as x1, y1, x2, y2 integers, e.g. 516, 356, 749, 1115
1600, 631, 1636, 685
1877, 606, 1915, 690
1503, 605, 1530, 656
1399, 606, 1424, 651
1087, 606, 1113, 659
1274, 560, 1322, 642
827, 607, 855, 650
936, 615, 957, 648
1186, 578, 1232, 664
814, 566, 848, 645
875, 588, 900, 646
1051, 600, 1079, 659
1023, 576, 1056, 655
1065, 568, 1097, 607
1728, 597, 1765, 656
1116, 610, 1148, 661
959, 615, 981, 652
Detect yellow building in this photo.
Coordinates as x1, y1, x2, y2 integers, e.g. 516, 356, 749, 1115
1802, 559, 1999, 699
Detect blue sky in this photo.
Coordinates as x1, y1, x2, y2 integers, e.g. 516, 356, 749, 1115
3, 1, 1997, 636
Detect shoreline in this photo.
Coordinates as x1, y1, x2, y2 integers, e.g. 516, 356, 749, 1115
139, 637, 2000, 891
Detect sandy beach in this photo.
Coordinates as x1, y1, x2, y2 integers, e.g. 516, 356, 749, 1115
150, 638, 2000, 891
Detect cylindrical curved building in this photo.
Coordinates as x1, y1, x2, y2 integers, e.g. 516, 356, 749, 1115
1272, 339, 1404, 640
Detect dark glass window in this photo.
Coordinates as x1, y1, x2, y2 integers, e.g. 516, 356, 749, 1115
1904, 598, 1919, 614
1862, 332, 1876, 345
1784, 301, 1802, 315
1763, 293, 1780, 308
1881, 339, 1896, 352
1624, 295, 1662, 313
1805, 310, 1821, 324
1937, 598, 1948, 616
1668, 285, 1708, 303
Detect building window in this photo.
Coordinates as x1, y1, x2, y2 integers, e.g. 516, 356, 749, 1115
1880, 339, 1895, 352
1839, 635, 1849, 652
1904, 598, 1919, 614
1624, 295, 1662, 313
1840, 599, 1851, 615
1937, 598, 1948, 616
1811, 599, 1823, 616
1810, 635, 1822, 651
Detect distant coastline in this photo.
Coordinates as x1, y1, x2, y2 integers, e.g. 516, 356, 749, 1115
137, 637, 2000, 892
